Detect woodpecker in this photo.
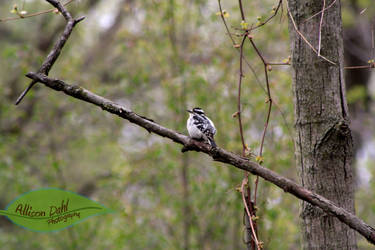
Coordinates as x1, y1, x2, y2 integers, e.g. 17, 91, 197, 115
186, 107, 217, 147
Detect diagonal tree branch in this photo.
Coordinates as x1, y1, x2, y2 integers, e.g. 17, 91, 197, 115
15, 0, 84, 105
25, 71, 375, 245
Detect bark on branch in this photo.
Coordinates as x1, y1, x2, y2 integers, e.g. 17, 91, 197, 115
15, 0, 85, 105
25, 71, 375, 244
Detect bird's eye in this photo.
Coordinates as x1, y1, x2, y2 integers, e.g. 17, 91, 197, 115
193, 108, 204, 115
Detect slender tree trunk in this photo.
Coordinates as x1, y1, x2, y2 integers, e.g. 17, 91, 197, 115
288, 0, 357, 249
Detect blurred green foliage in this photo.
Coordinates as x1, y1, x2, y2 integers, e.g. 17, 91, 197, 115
347, 85, 367, 104
0, 0, 374, 249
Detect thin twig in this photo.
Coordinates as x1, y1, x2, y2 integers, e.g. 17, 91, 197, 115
217, 0, 266, 94
216, 0, 293, 150
15, 0, 84, 105
360, 8, 367, 15
344, 64, 374, 69
302, 0, 337, 23
219, 1, 279, 245
317, 0, 326, 56
250, 0, 283, 31
218, 0, 236, 45
247, 38, 273, 207
286, 1, 336, 65
267, 62, 290, 65
246, 184, 257, 250
259, 66, 272, 158
217, 2, 263, 245
0, 0, 75, 22
247, 38, 272, 158
237, 34, 259, 250
238, 0, 246, 21
372, 18, 375, 60
241, 178, 260, 250
237, 35, 247, 156
236, 2, 260, 248
219, 1, 259, 244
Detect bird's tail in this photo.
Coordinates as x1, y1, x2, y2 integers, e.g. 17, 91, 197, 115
208, 137, 217, 148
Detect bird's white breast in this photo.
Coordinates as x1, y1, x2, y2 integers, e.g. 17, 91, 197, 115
187, 115, 204, 139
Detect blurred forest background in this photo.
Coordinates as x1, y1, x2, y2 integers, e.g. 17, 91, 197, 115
0, 0, 375, 249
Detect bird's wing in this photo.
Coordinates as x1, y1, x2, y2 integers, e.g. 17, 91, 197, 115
193, 115, 206, 130
193, 115, 216, 137
206, 117, 216, 135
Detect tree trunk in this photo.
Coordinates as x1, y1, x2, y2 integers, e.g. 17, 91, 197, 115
288, 0, 358, 249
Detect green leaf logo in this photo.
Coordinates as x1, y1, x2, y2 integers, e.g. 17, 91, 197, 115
0, 188, 113, 232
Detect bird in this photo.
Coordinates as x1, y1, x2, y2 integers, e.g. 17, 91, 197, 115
186, 107, 217, 147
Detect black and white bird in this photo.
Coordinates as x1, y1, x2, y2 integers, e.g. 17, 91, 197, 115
186, 107, 217, 147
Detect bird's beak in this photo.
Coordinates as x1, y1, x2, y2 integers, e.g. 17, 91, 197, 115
186, 109, 193, 113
